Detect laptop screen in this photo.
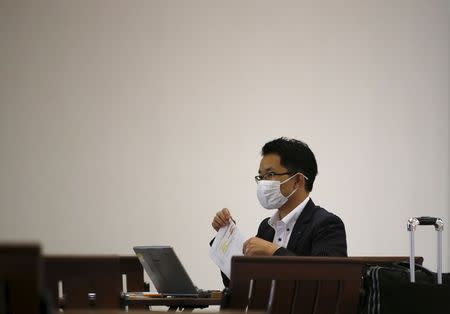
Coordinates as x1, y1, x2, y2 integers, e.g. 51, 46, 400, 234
133, 246, 198, 297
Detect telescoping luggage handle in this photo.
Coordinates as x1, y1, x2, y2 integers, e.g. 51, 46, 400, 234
407, 217, 444, 284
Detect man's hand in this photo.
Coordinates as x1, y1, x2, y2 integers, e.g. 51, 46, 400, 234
211, 208, 233, 232
243, 237, 279, 256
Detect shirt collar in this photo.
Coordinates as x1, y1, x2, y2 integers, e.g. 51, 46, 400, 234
268, 196, 310, 228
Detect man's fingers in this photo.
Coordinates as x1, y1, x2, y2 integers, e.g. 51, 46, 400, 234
212, 212, 230, 231
222, 208, 236, 224
216, 215, 227, 226
223, 208, 231, 218
218, 210, 230, 222
212, 208, 233, 232
217, 208, 233, 224
214, 215, 228, 227
212, 221, 220, 231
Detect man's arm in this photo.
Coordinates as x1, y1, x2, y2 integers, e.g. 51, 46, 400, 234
311, 215, 347, 256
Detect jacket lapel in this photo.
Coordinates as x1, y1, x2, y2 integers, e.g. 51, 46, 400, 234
286, 198, 316, 250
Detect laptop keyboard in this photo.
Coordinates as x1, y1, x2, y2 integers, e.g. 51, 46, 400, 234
197, 289, 222, 298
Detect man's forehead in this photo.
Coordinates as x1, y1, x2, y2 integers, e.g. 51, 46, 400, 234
259, 154, 284, 172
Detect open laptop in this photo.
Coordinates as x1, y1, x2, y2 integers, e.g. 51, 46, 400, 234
133, 246, 201, 297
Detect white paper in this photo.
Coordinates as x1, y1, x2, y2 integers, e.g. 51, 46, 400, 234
209, 220, 245, 278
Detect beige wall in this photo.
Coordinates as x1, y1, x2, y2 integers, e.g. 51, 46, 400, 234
0, 0, 448, 290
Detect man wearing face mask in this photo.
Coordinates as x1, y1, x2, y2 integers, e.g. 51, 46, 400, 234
211, 137, 347, 287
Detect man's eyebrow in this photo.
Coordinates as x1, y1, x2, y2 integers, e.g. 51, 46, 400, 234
258, 167, 273, 174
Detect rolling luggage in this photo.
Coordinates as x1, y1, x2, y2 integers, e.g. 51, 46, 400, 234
360, 217, 450, 314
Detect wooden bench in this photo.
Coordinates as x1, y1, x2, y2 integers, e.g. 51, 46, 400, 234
223, 256, 364, 314
44, 255, 122, 309
44, 255, 144, 309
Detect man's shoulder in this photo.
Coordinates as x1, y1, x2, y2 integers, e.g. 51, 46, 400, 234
308, 202, 344, 226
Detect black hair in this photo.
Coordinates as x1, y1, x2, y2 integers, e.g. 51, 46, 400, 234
261, 137, 318, 191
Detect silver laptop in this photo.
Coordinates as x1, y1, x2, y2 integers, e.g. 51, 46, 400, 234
133, 246, 199, 297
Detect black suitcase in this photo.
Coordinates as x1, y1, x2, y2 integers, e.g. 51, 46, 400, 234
360, 217, 450, 314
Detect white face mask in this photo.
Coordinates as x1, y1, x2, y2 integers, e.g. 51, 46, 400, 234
256, 174, 298, 210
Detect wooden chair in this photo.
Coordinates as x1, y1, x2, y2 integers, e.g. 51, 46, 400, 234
222, 256, 364, 314
0, 243, 42, 314
43, 255, 121, 309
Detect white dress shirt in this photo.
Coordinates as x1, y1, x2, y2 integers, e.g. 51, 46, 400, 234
268, 196, 310, 248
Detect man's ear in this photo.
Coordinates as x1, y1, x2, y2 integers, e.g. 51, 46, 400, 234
294, 173, 303, 189
299, 173, 308, 190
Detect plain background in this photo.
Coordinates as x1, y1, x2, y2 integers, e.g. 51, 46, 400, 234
0, 0, 449, 291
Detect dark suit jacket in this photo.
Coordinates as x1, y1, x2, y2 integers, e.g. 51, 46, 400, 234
220, 199, 347, 287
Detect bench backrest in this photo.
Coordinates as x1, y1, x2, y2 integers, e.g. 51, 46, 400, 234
44, 255, 121, 309
224, 256, 364, 314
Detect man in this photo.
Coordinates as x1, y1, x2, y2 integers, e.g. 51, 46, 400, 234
211, 137, 347, 286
